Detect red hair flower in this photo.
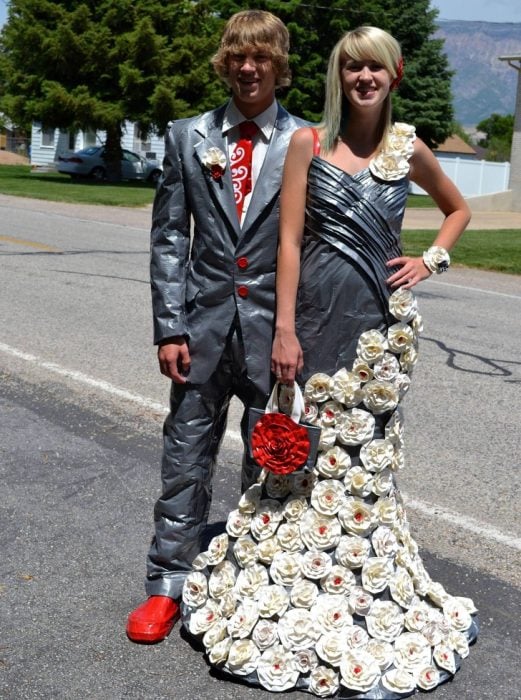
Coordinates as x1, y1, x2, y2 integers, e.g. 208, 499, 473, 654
251, 413, 310, 475
391, 57, 404, 90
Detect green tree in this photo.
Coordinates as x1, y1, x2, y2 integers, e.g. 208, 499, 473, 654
477, 113, 514, 162
0, 0, 227, 179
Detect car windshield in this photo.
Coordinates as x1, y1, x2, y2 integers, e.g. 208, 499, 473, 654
78, 147, 101, 155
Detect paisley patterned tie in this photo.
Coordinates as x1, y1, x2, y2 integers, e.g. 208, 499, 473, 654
231, 120, 259, 221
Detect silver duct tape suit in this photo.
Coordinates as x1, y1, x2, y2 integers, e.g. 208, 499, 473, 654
147, 102, 306, 598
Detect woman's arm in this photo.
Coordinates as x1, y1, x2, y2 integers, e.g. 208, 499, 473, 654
271, 127, 315, 383
386, 137, 471, 289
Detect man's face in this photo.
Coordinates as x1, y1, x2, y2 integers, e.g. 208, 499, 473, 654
227, 47, 277, 117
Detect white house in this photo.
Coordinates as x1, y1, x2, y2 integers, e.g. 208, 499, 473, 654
30, 120, 166, 169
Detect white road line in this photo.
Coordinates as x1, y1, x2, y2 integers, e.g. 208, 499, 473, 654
426, 278, 521, 300
2, 340, 520, 553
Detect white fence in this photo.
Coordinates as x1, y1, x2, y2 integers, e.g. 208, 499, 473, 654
410, 156, 511, 197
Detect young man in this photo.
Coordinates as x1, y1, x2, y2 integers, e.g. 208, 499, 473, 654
127, 10, 305, 643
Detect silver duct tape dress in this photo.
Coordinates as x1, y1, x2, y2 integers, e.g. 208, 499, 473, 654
181, 124, 478, 699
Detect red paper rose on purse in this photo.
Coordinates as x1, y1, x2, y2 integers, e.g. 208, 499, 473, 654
251, 413, 310, 475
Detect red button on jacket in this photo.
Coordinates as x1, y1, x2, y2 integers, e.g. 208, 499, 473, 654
237, 285, 249, 298
237, 256, 249, 270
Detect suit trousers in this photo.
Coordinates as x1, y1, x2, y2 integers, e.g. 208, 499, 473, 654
145, 319, 267, 599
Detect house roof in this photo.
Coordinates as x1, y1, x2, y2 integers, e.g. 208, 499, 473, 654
435, 134, 477, 155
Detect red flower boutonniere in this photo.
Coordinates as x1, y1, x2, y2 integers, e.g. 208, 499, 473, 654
202, 147, 226, 180
251, 413, 311, 475
391, 56, 404, 90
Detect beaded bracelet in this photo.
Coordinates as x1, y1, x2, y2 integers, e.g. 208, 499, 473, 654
422, 246, 450, 274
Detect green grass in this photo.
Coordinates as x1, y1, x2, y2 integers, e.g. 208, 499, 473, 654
0, 165, 155, 207
406, 194, 436, 208
402, 229, 521, 275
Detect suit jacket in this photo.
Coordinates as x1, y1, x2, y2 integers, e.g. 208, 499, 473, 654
150, 101, 306, 395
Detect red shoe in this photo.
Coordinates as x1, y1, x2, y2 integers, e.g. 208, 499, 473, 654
126, 595, 180, 643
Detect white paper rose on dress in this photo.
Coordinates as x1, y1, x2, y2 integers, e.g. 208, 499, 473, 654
394, 372, 411, 399
281, 496, 308, 522
294, 648, 319, 674
311, 594, 353, 633
371, 526, 398, 557
226, 509, 252, 537
316, 446, 351, 478
227, 599, 259, 639
304, 400, 320, 425
356, 329, 387, 364
339, 650, 381, 693
373, 353, 400, 381
316, 631, 349, 667
301, 550, 333, 579
362, 380, 399, 415
255, 583, 290, 618
336, 535, 371, 569
251, 499, 283, 541
338, 497, 375, 536
433, 644, 457, 674
234, 563, 269, 598
320, 565, 356, 595
388, 322, 414, 353
252, 618, 279, 650
345, 466, 374, 497
209, 560, 237, 599
417, 666, 441, 691
361, 557, 394, 594
182, 571, 208, 608
348, 587, 374, 617
366, 600, 404, 642
270, 551, 303, 587
257, 645, 299, 693
394, 632, 432, 673
366, 639, 394, 671
191, 553, 208, 571
319, 400, 344, 427
390, 567, 417, 608
373, 469, 393, 496
389, 287, 418, 322
345, 625, 369, 649
391, 446, 405, 472
428, 581, 450, 607
266, 473, 291, 499
256, 536, 281, 564
318, 426, 336, 451
381, 669, 416, 694
309, 666, 340, 697
376, 495, 398, 526
443, 597, 473, 631
352, 359, 373, 383
300, 509, 341, 550
189, 599, 222, 635
331, 368, 363, 407
206, 533, 229, 565
233, 536, 258, 568
218, 591, 237, 618
238, 483, 262, 514
278, 607, 321, 650
360, 438, 394, 472
448, 630, 470, 658
290, 470, 317, 497
422, 621, 448, 647
276, 521, 302, 552
208, 636, 232, 665
337, 408, 375, 446
226, 638, 261, 675
202, 618, 228, 648
290, 579, 319, 608
400, 345, 419, 373
305, 373, 333, 402
385, 407, 404, 447
404, 601, 433, 633
311, 479, 345, 516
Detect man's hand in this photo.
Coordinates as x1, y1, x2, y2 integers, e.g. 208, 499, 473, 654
157, 337, 191, 383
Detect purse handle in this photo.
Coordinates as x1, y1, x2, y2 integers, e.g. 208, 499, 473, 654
265, 382, 306, 423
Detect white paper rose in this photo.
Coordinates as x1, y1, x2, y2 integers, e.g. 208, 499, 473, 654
255, 583, 290, 618
371, 526, 398, 557
311, 479, 345, 516
362, 380, 399, 415
320, 565, 356, 595
309, 666, 340, 697
443, 597, 473, 631
385, 408, 404, 447
218, 591, 238, 618
389, 287, 418, 322
388, 322, 415, 353
226, 509, 252, 537
381, 669, 416, 694
276, 522, 302, 552
366, 639, 394, 671
400, 345, 419, 373
394, 632, 432, 673
319, 400, 344, 427
345, 466, 374, 497
301, 550, 333, 579
428, 581, 450, 607
305, 373, 333, 402
316, 631, 349, 667
318, 426, 337, 451
370, 150, 411, 181
345, 625, 369, 649
300, 509, 341, 551
294, 648, 319, 674
191, 553, 208, 571
189, 599, 222, 635
208, 560, 237, 599
315, 446, 351, 478
391, 446, 405, 472
339, 650, 381, 692
433, 644, 457, 674
234, 563, 269, 598
227, 599, 259, 639
208, 636, 232, 665
356, 329, 387, 364
337, 408, 375, 446
448, 630, 470, 658
257, 645, 299, 693
270, 551, 303, 587
265, 473, 291, 499
251, 499, 283, 541
394, 372, 411, 399
373, 469, 393, 496
405, 601, 434, 633
417, 665, 441, 691
206, 533, 229, 565
338, 497, 376, 536
238, 483, 262, 514
290, 578, 319, 608
256, 536, 281, 564
252, 618, 279, 650
226, 638, 260, 675
360, 438, 394, 472
361, 557, 394, 594
311, 594, 353, 633
373, 352, 400, 381
282, 496, 308, 522
203, 618, 228, 648
366, 600, 404, 642
304, 400, 320, 425
233, 536, 258, 568
348, 586, 374, 617
352, 360, 373, 383
422, 621, 448, 647
376, 496, 398, 526
182, 571, 208, 608
331, 368, 363, 407
290, 470, 317, 497
278, 607, 321, 650
390, 567, 417, 608
336, 535, 371, 569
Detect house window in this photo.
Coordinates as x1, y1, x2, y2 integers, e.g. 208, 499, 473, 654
41, 128, 55, 147
84, 130, 97, 147
133, 124, 151, 153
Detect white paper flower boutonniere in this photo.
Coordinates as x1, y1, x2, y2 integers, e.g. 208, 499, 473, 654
202, 147, 226, 180
369, 122, 416, 181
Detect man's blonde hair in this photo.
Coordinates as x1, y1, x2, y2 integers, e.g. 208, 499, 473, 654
212, 10, 291, 88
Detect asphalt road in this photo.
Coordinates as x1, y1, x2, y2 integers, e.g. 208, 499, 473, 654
1, 195, 520, 699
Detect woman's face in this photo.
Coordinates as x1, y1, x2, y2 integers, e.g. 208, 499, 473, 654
340, 55, 392, 112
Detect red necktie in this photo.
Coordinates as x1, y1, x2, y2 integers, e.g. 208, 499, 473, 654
231, 121, 259, 221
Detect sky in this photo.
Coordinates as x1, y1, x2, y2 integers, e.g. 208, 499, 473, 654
0, 0, 520, 26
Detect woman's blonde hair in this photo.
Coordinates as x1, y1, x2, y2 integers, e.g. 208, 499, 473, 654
212, 10, 291, 88
320, 26, 402, 152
